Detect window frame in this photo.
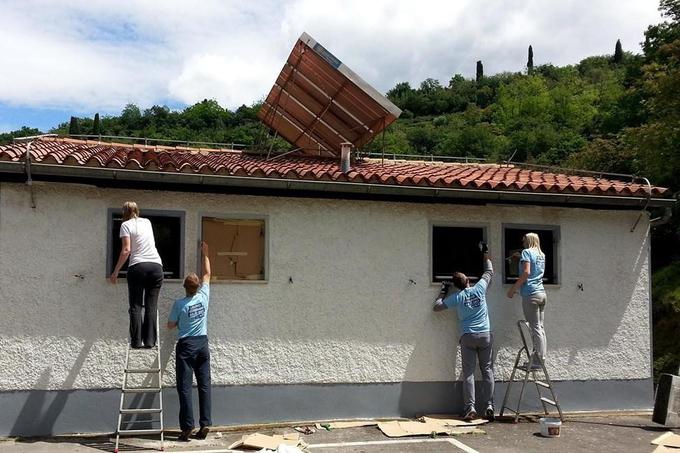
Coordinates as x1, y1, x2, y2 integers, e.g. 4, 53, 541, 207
501, 223, 560, 286
430, 222, 488, 285
198, 212, 269, 284
106, 208, 186, 281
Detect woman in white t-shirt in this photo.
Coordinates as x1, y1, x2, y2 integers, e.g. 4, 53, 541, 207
109, 201, 164, 348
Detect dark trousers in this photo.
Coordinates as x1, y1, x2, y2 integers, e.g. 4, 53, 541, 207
126, 262, 163, 347
176, 336, 212, 431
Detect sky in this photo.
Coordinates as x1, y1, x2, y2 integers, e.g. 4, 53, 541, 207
0, 0, 664, 133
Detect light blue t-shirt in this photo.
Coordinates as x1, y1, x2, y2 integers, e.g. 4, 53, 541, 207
443, 278, 490, 334
169, 283, 210, 339
519, 248, 545, 297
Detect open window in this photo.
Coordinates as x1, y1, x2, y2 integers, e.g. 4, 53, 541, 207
432, 226, 486, 283
201, 217, 266, 281
503, 225, 559, 284
107, 209, 185, 279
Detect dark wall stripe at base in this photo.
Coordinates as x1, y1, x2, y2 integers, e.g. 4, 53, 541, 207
0, 379, 652, 437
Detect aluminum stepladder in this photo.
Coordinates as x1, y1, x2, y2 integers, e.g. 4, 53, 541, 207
114, 309, 164, 453
499, 320, 563, 422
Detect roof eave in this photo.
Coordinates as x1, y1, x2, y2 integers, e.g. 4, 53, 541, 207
0, 161, 675, 209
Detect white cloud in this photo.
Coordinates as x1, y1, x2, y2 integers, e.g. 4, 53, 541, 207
0, 0, 664, 113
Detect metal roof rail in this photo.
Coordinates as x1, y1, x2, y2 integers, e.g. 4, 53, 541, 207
64, 134, 249, 150
355, 150, 488, 163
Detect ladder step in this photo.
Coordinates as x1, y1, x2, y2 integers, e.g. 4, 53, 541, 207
117, 428, 163, 435
540, 397, 557, 406
122, 387, 162, 393
120, 408, 162, 414
125, 368, 161, 374
517, 365, 543, 372
533, 380, 551, 388
502, 407, 518, 414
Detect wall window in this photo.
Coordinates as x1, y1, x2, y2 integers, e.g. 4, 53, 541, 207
503, 225, 559, 284
107, 209, 185, 279
432, 226, 486, 282
201, 217, 266, 281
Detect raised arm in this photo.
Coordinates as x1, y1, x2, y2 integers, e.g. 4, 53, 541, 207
201, 241, 211, 284
109, 236, 131, 284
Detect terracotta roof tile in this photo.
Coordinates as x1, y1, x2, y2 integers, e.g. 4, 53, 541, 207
0, 138, 669, 198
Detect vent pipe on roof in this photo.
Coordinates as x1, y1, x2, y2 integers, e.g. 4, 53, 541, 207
340, 142, 352, 173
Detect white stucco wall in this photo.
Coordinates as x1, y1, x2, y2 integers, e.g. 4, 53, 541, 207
0, 181, 652, 391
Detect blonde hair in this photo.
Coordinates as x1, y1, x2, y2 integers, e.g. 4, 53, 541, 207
183, 272, 200, 296
523, 232, 544, 257
122, 201, 139, 221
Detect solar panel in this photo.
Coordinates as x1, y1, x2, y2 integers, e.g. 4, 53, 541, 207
259, 32, 402, 156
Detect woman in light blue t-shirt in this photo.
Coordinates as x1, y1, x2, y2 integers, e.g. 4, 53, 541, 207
506, 233, 547, 366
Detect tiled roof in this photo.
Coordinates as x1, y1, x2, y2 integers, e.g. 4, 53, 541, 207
0, 137, 668, 198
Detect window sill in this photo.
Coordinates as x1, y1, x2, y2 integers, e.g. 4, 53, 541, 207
209, 279, 268, 284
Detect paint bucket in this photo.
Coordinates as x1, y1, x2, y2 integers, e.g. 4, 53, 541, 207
539, 417, 562, 438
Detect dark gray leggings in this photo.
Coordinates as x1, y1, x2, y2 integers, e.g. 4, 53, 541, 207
126, 262, 163, 347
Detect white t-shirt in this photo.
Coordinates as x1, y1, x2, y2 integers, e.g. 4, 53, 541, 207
119, 217, 163, 267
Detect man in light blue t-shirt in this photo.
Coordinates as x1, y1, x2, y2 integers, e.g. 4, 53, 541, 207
434, 242, 494, 421
168, 242, 212, 442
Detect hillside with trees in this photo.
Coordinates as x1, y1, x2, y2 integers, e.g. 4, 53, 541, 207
2, 0, 678, 379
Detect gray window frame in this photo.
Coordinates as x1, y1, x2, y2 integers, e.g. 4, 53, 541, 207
501, 223, 560, 285
106, 208, 186, 280
198, 212, 269, 283
430, 222, 489, 285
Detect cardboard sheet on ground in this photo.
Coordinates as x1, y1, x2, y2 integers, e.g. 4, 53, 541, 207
228, 432, 301, 450
418, 415, 489, 427
652, 431, 680, 448
377, 420, 484, 438
315, 421, 378, 429
654, 446, 680, 453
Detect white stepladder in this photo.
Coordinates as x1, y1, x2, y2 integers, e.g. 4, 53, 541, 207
499, 320, 563, 422
114, 309, 164, 453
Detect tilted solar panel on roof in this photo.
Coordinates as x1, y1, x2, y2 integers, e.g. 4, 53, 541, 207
258, 32, 402, 156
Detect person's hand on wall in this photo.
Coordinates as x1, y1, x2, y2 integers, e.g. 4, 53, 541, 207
200, 241, 209, 256
109, 272, 118, 284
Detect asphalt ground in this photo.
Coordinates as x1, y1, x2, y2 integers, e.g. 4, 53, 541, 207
0, 414, 676, 453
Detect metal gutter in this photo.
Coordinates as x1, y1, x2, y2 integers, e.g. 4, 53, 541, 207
0, 161, 675, 209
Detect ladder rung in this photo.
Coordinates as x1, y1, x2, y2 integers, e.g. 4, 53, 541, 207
533, 380, 551, 388
120, 408, 162, 414
502, 407, 518, 414
517, 365, 543, 372
117, 428, 163, 435
540, 397, 557, 406
122, 387, 161, 393
125, 368, 161, 374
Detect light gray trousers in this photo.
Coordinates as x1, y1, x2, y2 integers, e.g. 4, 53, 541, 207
460, 332, 494, 411
522, 292, 547, 361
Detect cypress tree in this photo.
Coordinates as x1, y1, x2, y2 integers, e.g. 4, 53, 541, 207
613, 39, 624, 63
527, 45, 534, 74
476, 60, 484, 82
92, 113, 101, 135
68, 116, 80, 135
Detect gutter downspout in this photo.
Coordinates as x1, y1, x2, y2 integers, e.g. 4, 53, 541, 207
650, 207, 673, 227
630, 177, 653, 232
24, 140, 36, 209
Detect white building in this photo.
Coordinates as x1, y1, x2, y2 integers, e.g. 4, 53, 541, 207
0, 137, 674, 436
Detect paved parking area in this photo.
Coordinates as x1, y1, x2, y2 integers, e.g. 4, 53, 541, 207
0, 414, 675, 453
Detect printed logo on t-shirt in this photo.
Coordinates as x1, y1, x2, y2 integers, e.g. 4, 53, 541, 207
187, 303, 205, 319
464, 293, 482, 309
536, 255, 546, 272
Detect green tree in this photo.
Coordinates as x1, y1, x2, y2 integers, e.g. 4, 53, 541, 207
613, 39, 624, 63
527, 45, 534, 73
92, 113, 101, 135
476, 60, 484, 82
68, 116, 80, 135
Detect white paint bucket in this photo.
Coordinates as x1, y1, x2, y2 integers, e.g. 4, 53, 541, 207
539, 417, 562, 438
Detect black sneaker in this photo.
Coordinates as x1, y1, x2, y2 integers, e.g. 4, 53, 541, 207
178, 429, 192, 442
463, 407, 477, 421
485, 406, 495, 421
195, 426, 210, 439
